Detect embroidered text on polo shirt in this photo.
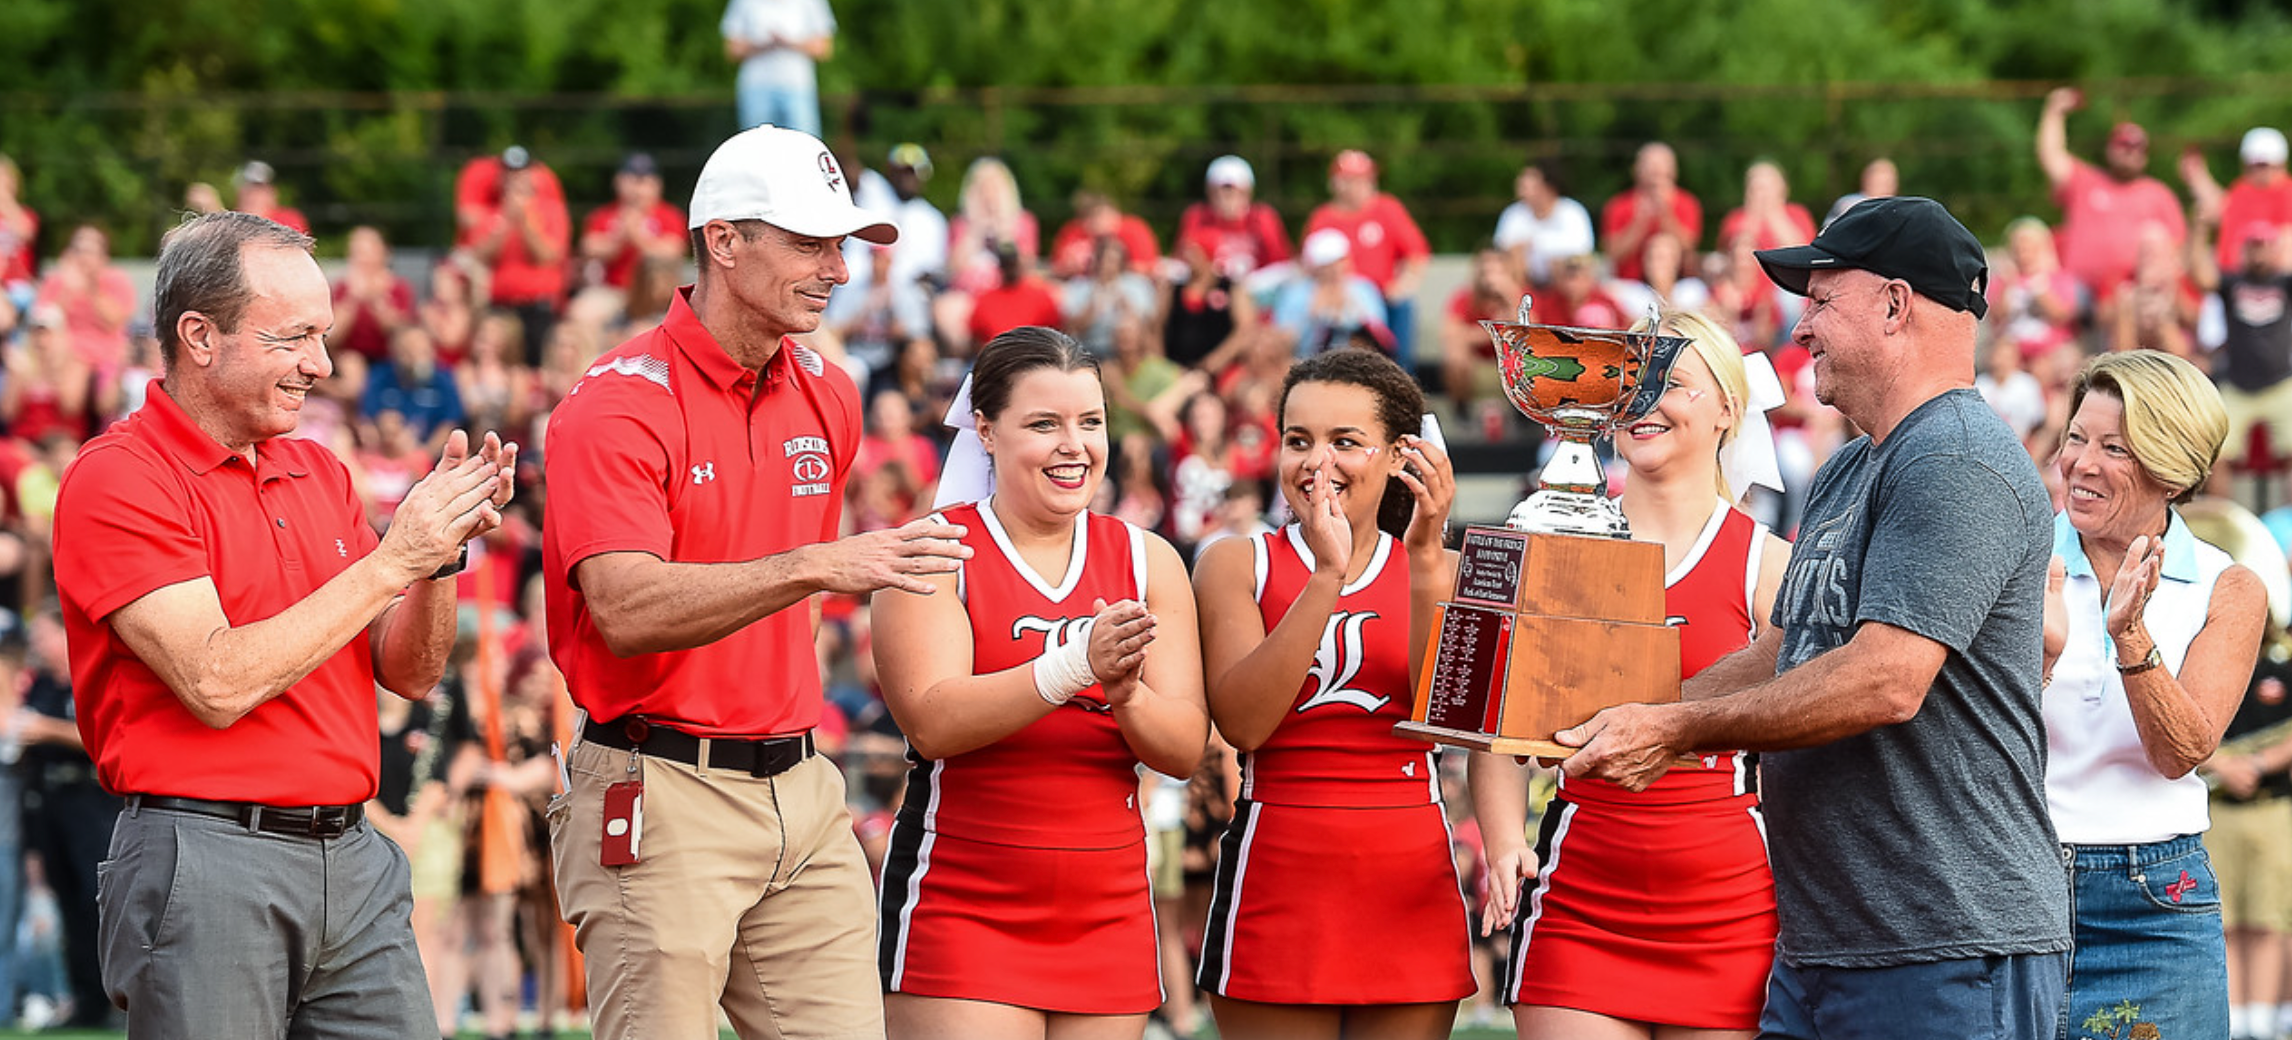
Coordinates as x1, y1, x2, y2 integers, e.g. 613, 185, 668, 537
785, 436, 831, 497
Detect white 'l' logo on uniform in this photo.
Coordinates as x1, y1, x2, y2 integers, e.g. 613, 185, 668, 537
1296, 611, 1388, 713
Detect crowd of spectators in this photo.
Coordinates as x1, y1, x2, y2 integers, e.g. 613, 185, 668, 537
0, 90, 2289, 1032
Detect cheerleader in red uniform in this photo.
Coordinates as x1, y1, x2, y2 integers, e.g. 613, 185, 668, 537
1471, 309, 1791, 1040
872, 326, 1209, 1040
1193, 348, 1473, 1040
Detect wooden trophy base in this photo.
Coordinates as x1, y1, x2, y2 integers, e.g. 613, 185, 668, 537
1399, 526, 1681, 753
1391, 722, 1575, 760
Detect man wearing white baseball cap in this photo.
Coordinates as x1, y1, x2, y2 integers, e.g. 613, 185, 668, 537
2188, 126, 2292, 275
543, 124, 969, 1040
1176, 154, 1294, 280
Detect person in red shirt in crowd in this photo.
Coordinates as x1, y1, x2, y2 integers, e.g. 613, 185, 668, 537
232, 161, 310, 236
329, 226, 415, 373
967, 244, 1065, 349
1177, 155, 1293, 280
1529, 253, 1628, 331
185, 161, 312, 237
946, 157, 1039, 295
1214, 340, 1287, 486
1989, 216, 2084, 364
578, 152, 688, 311
34, 225, 136, 380
2183, 126, 2292, 274
185, 161, 312, 236
2036, 87, 2186, 302
52, 211, 515, 1039
2099, 222, 2202, 359
1707, 232, 1788, 349
3, 307, 94, 445
459, 146, 571, 367
0, 155, 39, 300
455, 145, 566, 238
1051, 190, 1162, 281
1306, 150, 1430, 365
1719, 161, 1817, 295
541, 125, 970, 1040
1603, 141, 1704, 283
1440, 245, 1527, 421
853, 388, 943, 522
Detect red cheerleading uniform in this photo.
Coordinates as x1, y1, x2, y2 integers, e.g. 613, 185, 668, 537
877, 501, 1163, 1014
1505, 503, 1779, 1029
1197, 526, 1475, 1005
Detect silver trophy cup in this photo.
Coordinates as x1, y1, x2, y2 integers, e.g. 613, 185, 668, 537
1482, 296, 1691, 538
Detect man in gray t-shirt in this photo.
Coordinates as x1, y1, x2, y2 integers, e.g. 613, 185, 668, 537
1558, 196, 2070, 1039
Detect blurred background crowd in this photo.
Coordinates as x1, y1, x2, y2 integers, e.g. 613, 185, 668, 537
3, 1, 2292, 1035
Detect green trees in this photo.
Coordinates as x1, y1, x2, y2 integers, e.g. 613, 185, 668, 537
0, 0, 2285, 255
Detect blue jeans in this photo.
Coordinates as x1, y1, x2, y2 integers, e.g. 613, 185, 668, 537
1760, 951, 2068, 1039
2056, 834, 2228, 1040
0, 768, 22, 1018
1385, 295, 1417, 373
736, 74, 821, 136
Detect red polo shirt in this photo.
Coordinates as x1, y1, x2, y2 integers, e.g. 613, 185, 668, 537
52, 386, 385, 804
1304, 194, 1430, 293
1601, 188, 1705, 282
544, 288, 859, 737
581, 199, 688, 289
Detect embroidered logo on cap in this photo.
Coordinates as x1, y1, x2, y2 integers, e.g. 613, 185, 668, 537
817, 152, 844, 195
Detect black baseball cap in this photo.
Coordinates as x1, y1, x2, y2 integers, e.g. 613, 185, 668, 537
1756, 196, 1990, 319
619, 152, 659, 178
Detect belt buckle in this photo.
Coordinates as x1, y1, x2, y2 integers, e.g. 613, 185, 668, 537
307, 807, 351, 839
751, 735, 808, 778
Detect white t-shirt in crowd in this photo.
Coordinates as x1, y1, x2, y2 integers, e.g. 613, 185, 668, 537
721, 0, 836, 89
1493, 196, 1596, 283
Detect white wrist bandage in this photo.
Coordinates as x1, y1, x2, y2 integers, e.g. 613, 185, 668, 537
1031, 619, 1098, 705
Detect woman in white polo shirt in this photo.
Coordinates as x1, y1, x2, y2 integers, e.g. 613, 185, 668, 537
2043, 350, 2269, 1040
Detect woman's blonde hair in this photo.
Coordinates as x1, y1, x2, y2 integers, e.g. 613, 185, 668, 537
2062, 351, 2228, 504
1630, 308, 1749, 500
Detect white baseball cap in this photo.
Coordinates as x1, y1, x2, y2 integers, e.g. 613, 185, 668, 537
1303, 228, 1351, 267
687, 125, 898, 245
2243, 127, 2289, 167
1206, 155, 1255, 189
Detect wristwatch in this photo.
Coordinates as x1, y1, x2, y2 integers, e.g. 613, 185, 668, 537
2117, 644, 2163, 677
429, 545, 469, 581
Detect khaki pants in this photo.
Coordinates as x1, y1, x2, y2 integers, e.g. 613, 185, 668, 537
2206, 795, 2292, 930
549, 739, 882, 1040
2221, 380, 2292, 464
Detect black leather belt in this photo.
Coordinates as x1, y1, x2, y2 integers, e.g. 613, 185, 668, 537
582, 717, 815, 779
126, 794, 364, 839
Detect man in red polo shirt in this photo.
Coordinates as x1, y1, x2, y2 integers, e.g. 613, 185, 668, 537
1305, 148, 1430, 367
51, 211, 516, 1038
578, 151, 688, 301
1602, 140, 1704, 283
462, 145, 571, 366
543, 125, 970, 1040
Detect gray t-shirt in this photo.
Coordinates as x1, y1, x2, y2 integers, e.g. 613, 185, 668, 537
1762, 389, 2070, 967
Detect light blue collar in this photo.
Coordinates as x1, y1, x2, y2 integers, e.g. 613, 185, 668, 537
2051, 508, 2199, 584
